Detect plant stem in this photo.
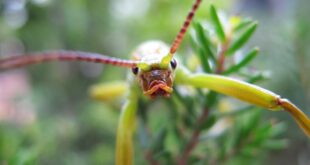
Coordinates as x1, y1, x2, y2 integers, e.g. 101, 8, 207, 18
145, 150, 160, 165
216, 39, 231, 74
177, 107, 210, 165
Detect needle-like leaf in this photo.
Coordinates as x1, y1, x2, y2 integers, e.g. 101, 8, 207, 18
227, 22, 258, 55
234, 18, 253, 32
190, 34, 212, 73
199, 114, 216, 130
224, 47, 259, 75
210, 5, 226, 42
193, 22, 216, 62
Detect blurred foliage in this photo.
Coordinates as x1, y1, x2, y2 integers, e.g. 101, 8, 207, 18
0, 0, 309, 165
134, 5, 286, 164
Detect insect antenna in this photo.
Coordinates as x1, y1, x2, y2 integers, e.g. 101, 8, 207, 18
0, 51, 138, 70
169, 0, 202, 56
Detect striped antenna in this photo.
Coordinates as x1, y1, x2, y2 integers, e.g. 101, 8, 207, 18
0, 51, 138, 70
169, 0, 202, 55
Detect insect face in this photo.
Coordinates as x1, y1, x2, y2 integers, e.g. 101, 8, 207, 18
139, 68, 174, 98
131, 41, 176, 98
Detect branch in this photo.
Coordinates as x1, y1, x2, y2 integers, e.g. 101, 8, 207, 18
177, 107, 210, 165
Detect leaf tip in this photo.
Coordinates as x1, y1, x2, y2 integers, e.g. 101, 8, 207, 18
254, 47, 260, 53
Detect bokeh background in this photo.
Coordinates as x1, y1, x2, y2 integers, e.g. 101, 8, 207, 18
0, 0, 309, 164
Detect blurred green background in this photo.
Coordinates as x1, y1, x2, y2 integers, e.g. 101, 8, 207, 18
0, 0, 309, 164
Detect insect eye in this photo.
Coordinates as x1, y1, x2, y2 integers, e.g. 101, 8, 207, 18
170, 59, 177, 69
132, 67, 139, 75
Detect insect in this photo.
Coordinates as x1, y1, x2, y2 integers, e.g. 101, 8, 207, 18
0, 0, 309, 164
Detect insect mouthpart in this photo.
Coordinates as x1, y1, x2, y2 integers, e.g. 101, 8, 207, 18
144, 80, 173, 98
140, 69, 174, 98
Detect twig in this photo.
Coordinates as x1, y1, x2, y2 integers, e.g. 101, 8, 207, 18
216, 38, 231, 74
145, 150, 160, 165
177, 107, 210, 165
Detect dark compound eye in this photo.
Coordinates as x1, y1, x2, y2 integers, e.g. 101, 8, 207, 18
132, 67, 139, 75
170, 58, 177, 69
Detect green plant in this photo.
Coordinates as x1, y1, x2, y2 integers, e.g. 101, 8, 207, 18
0, 2, 309, 165
129, 5, 288, 164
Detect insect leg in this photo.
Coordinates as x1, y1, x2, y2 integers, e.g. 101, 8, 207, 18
115, 85, 138, 165
89, 81, 128, 101
175, 67, 310, 137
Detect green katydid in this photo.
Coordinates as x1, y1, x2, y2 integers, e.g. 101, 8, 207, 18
0, 0, 309, 164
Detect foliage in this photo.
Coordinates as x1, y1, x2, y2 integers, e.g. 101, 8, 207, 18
0, 1, 309, 165
133, 5, 287, 164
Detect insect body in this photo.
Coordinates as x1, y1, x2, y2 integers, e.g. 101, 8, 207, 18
0, 0, 309, 164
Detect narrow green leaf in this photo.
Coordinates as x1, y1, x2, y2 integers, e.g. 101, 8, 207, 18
189, 34, 212, 73
247, 73, 267, 83
193, 22, 216, 62
227, 22, 258, 55
252, 123, 274, 144
210, 5, 226, 42
199, 114, 216, 130
237, 71, 268, 83
236, 110, 261, 144
224, 47, 259, 75
198, 48, 212, 73
234, 18, 253, 32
